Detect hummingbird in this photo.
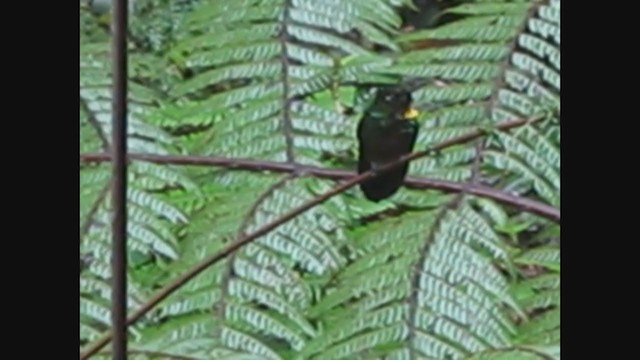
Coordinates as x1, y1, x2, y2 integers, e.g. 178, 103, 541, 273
356, 85, 420, 202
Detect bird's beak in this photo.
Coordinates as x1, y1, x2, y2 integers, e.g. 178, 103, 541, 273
403, 108, 420, 120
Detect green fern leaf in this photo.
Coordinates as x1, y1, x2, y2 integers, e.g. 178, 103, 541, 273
302, 205, 521, 359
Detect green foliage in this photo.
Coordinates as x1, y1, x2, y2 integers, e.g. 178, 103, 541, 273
80, 0, 560, 358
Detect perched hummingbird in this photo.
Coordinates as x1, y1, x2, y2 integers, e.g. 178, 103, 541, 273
356, 85, 420, 202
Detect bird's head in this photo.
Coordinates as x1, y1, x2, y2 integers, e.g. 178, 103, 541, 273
370, 87, 420, 121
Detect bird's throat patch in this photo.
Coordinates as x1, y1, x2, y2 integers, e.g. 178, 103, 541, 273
403, 108, 420, 120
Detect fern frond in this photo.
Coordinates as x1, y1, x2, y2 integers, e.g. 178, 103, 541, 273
464, 346, 557, 360
80, 41, 199, 345
168, 0, 404, 165
204, 176, 350, 354
510, 245, 559, 353
302, 204, 520, 359
132, 174, 350, 356
384, 0, 560, 209
80, 1, 560, 358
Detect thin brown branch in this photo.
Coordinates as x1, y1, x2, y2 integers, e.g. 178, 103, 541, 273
80, 98, 110, 151
80, 152, 558, 221
80, 116, 556, 359
79, 118, 558, 222
110, 0, 129, 357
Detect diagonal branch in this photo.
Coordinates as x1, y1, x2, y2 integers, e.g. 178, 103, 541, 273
80, 117, 558, 222
80, 98, 110, 151
80, 153, 558, 222
80, 115, 555, 359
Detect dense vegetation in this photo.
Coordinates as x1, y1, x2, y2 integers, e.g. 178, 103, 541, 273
80, 0, 560, 358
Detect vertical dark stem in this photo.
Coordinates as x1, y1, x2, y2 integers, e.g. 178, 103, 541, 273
110, 0, 129, 358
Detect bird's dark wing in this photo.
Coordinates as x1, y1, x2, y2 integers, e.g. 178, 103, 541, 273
396, 121, 419, 180
356, 116, 371, 176
358, 121, 418, 202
